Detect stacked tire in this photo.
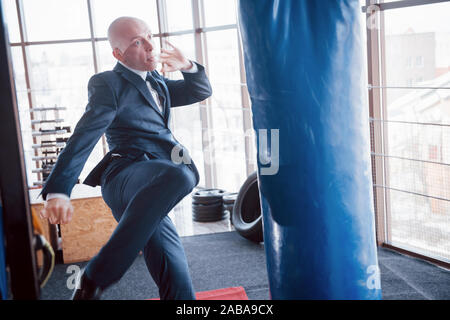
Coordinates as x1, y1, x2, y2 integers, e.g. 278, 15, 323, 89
222, 192, 238, 225
192, 189, 228, 222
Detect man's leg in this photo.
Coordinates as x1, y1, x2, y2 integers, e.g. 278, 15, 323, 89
144, 215, 195, 300
84, 159, 197, 291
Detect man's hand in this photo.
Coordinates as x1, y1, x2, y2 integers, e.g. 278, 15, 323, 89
158, 40, 193, 73
40, 198, 74, 225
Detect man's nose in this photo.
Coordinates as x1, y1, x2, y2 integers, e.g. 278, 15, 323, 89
144, 39, 154, 51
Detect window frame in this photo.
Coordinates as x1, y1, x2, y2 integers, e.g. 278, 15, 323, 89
364, 0, 450, 268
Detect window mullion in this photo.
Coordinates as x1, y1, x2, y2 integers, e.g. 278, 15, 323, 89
192, 0, 217, 188
237, 29, 256, 177
15, 0, 42, 182
86, 0, 108, 156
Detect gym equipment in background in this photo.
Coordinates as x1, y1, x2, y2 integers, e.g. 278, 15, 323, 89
30, 106, 71, 187
232, 172, 263, 243
33, 235, 54, 288
222, 192, 238, 224
191, 189, 228, 222
31, 207, 54, 288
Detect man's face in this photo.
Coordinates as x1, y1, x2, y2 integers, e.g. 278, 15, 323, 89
114, 21, 157, 71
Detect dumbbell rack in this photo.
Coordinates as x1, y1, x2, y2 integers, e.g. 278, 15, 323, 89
29, 105, 71, 187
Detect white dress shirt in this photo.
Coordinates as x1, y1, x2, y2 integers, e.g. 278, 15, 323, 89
46, 60, 198, 202
118, 60, 198, 113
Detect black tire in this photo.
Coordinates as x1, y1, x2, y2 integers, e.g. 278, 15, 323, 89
232, 172, 263, 243
222, 204, 234, 225
222, 204, 234, 212
222, 205, 234, 215
222, 192, 238, 205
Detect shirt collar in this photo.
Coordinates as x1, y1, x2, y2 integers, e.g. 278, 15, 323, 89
118, 60, 148, 81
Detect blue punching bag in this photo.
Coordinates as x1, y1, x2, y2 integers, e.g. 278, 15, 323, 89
238, 0, 382, 299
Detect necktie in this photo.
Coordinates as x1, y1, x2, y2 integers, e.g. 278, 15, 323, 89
146, 73, 165, 114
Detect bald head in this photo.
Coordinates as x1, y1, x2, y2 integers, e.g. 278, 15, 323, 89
108, 16, 150, 53
107, 16, 157, 71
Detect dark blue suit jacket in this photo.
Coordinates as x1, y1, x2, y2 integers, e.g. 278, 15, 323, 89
40, 62, 212, 200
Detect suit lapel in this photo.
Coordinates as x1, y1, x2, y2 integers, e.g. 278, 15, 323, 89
114, 63, 165, 121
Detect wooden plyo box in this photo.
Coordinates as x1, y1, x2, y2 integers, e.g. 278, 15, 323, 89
32, 197, 117, 264
60, 197, 117, 264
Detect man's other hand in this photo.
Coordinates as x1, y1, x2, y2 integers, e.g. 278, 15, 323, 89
158, 40, 193, 73
40, 198, 74, 225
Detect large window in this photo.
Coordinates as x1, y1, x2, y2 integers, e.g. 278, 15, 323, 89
2, 0, 255, 194
205, 28, 247, 191
21, 0, 91, 41
365, 0, 450, 264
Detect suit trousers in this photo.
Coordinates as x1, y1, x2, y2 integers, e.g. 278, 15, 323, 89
84, 153, 198, 299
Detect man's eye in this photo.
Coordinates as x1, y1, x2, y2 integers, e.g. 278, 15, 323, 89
135, 40, 141, 46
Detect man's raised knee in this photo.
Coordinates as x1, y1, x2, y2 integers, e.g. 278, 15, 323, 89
165, 165, 196, 194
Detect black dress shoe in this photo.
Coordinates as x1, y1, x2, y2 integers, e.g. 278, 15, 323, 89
71, 269, 103, 300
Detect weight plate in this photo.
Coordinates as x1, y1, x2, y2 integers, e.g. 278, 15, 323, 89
192, 203, 223, 211
192, 198, 223, 206
192, 188, 226, 203
192, 208, 223, 217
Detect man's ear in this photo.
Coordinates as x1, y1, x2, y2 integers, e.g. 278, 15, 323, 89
112, 48, 124, 62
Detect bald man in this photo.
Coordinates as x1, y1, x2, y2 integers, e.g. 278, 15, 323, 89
39, 16, 212, 300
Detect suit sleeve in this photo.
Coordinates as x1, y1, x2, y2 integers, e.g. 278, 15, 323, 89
39, 74, 118, 200
163, 62, 213, 107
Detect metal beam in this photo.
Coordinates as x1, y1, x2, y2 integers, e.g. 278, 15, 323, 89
0, 1, 39, 299
366, 0, 388, 245
362, 0, 450, 12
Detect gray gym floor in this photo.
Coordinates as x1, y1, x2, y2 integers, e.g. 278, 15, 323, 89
40, 231, 450, 300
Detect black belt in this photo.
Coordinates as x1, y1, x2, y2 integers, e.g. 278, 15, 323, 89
83, 148, 156, 187
109, 148, 158, 161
